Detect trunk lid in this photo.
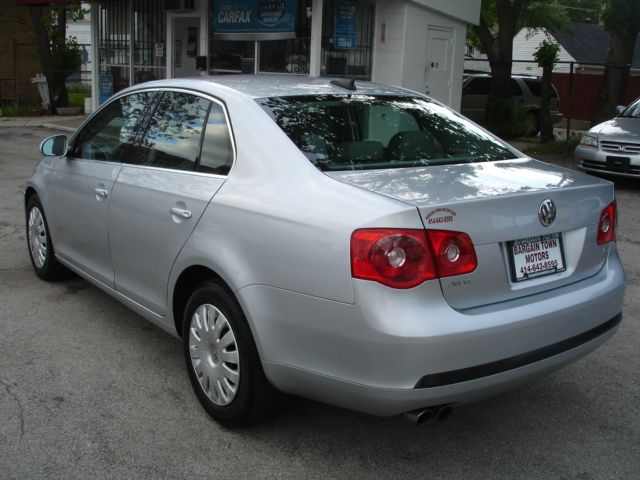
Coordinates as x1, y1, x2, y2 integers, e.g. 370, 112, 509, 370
327, 159, 615, 309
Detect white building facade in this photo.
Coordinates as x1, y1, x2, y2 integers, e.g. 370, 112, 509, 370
89, 0, 480, 111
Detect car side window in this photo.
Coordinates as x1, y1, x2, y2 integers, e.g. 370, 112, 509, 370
198, 103, 233, 175
463, 77, 490, 95
72, 92, 156, 161
138, 92, 211, 171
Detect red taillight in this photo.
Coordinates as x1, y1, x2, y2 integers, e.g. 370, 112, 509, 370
350, 228, 477, 289
597, 201, 617, 245
427, 230, 478, 277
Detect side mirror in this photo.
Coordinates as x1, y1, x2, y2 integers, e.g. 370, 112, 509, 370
615, 105, 626, 116
39, 135, 68, 157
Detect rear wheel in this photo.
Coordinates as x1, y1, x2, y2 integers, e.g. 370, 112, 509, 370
182, 282, 281, 426
26, 195, 69, 281
525, 111, 540, 137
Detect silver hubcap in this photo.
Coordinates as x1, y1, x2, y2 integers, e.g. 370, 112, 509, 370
28, 207, 47, 269
188, 303, 240, 406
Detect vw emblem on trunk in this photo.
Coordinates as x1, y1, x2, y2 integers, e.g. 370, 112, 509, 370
538, 199, 556, 227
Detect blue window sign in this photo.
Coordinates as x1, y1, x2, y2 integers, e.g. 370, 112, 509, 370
335, 0, 357, 49
99, 73, 113, 105
213, 1, 296, 39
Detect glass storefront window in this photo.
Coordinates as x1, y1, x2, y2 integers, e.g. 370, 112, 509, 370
132, 0, 166, 84
98, 1, 131, 95
209, 40, 255, 74
209, 0, 311, 75
97, 0, 165, 102
321, 0, 374, 80
259, 39, 309, 74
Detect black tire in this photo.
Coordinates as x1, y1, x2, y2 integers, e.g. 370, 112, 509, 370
526, 111, 540, 137
182, 282, 281, 427
25, 195, 70, 281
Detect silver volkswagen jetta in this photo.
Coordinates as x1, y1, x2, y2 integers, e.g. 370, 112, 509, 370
24, 76, 625, 426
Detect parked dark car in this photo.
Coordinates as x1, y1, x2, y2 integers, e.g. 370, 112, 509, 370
461, 74, 562, 136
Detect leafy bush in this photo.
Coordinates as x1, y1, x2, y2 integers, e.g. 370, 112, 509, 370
66, 84, 90, 94
484, 97, 534, 139
525, 133, 581, 156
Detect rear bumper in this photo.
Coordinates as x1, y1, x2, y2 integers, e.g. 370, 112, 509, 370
575, 145, 640, 177
239, 248, 625, 416
414, 313, 620, 388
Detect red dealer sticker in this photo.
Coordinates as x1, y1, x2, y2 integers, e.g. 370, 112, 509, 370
508, 233, 566, 282
425, 207, 456, 225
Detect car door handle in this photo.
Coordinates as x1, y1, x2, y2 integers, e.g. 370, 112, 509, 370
94, 188, 109, 198
170, 207, 192, 219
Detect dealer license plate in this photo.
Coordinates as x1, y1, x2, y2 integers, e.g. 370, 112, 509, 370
509, 233, 566, 282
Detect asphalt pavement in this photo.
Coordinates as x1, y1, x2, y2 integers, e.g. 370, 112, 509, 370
1, 126, 639, 479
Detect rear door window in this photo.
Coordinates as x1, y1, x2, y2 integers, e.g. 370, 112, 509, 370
138, 92, 211, 171
198, 103, 234, 175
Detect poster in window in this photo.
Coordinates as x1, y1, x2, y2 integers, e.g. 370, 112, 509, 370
99, 73, 113, 104
212, 0, 296, 39
335, 0, 357, 49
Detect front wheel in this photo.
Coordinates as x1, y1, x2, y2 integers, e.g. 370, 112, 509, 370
182, 282, 281, 426
26, 195, 69, 281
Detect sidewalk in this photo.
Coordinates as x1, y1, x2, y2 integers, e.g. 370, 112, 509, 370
0, 115, 86, 132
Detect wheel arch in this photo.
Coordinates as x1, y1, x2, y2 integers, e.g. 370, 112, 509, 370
24, 186, 38, 207
172, 264, 236, 338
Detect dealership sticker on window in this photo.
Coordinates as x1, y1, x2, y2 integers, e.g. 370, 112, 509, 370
509, 233, 566, 282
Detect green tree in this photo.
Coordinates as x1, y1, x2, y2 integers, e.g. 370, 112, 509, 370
562, 0, 603, 22
471, 0, 568, 137
592, 0, 640, 125
29, 5, 86, 113
533, 40, 560, 142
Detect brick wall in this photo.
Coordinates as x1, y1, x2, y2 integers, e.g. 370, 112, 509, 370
0, 4, 44, 108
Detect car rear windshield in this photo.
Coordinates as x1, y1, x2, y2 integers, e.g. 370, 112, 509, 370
258, 95, 516, 171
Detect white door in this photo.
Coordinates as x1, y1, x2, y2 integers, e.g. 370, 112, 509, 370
173, 17, 200, 77
425, 28, 454, 105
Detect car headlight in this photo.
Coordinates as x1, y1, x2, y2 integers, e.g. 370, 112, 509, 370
579, 134, 598, 148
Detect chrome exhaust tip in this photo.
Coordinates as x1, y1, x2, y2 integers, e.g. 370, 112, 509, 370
403, 408, 433, 426
436, 405, 453, 421
404, 404, 453, 425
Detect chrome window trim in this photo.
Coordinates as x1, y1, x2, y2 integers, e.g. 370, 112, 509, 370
116, 162, 228, 180
69, 86, 237, 179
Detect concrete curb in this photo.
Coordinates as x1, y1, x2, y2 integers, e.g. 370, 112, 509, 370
41, 123, 77, 133
0, 115, 84, 132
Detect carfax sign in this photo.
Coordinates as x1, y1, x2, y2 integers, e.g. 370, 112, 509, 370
335, 0, 357, 49
213, 0, 296, 38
